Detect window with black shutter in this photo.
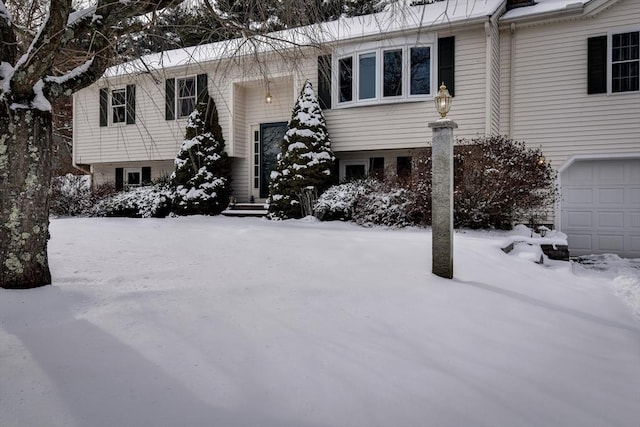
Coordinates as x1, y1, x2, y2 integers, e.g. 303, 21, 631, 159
438, 36, 455, 97
588, 36, 607, 94
318, 55, 332, 109
99, 88, 108, 127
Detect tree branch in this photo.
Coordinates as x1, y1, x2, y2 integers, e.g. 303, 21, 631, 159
11, 0, 73, 97
0, 0, 17, 66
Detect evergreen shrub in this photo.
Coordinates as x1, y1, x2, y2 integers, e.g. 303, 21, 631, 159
171, 98, 232, 215
269, 81, 336, 219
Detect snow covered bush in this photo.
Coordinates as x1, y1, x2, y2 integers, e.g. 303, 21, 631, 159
313, 178, 380, 221
171, 98, 232, 215
406, 136, 556, 229
315, 178, 414, 227
269, 81, 336, 219
91, 183, 174, 218
314, 179, 378, 221
50, 174, 92, 216
352, 186, 414, 228
453, 136, 556, 229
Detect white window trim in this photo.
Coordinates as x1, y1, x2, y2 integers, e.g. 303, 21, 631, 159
340, 159, 369, 181
333, 34, 437, 108
110, 88, 127, 126
607, 26, 640, 95
176, 76, 197, 119
124, 167, 142, 188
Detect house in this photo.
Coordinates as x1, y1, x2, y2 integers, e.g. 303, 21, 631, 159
72, 0, 639, 257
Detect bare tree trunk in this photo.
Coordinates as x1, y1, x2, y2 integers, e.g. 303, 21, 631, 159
1, 104, 53, 289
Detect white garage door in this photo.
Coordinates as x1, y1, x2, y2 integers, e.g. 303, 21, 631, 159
561, 158, 640, 258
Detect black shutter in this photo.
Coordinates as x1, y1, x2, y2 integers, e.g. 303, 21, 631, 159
126, 84, 136, 124
115, 168, 124, 190
142, 167, 151, 184
438, 36, 455, 97
588, 36, 607, 94
165, 78, 175, 120
99, 88, 108, 127
318, 55, 332, 110
197, 73, 209, 104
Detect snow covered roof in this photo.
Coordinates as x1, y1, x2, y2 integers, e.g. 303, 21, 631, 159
501, 0, 609, 21
105, 0, 505, 78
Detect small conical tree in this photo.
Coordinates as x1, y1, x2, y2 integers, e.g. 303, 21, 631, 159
171, 98, 232, 215
268, 81, 336, 219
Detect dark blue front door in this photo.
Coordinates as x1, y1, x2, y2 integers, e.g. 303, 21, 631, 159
260, 122, 287, 198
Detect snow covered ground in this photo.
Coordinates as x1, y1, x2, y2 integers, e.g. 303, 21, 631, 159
1, 216, 639, 427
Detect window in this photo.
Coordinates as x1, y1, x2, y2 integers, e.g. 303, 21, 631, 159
384, 49, 403, 97
111, 89, 126, 123
370, 157, 385, 180
588, 30, 639, 94
336, 44, 433, 107
341, 160, 368, 181
612, 31, 639, 92
124, 168, 142, 187
115, 167, 150, 190
165, 74, 208, 120
397, 156, 412, 181
359, 52, 376, 100
99, 85, 135, 127
177, 77, 196, 118
410, 47, 431, 95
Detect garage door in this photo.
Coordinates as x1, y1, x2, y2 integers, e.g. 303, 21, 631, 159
561, 158, 640, 258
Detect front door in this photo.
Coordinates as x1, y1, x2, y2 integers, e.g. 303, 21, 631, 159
259, 122, 287, 199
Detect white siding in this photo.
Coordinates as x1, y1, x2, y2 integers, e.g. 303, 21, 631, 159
504, 0, 640, 168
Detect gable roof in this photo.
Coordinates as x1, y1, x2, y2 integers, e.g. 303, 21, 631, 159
105, 0, 505, 78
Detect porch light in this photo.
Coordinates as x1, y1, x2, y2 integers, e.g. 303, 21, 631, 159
265, 90, 273, 104
434, 82, 452, 118
537, 154, 546, 166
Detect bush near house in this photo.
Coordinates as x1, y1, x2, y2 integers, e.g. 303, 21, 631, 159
50, 174, 92, 216
171, 98, 232, 216
91, 183, 174, 218
315, 136, 556, 229
269, 81, 336, 219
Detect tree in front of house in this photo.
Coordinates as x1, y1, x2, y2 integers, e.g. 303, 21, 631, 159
171, 98, 232, 216
268, 81, 335, 219
0, 0, 184, 289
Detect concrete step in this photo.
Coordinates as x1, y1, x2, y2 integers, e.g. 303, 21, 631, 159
221, 203, 269, 217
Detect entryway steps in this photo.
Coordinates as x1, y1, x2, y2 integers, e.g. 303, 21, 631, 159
221, 203, 269, 217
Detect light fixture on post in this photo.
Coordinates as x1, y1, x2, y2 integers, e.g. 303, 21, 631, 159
434, 82, 452, 119
428, 82, 457, 279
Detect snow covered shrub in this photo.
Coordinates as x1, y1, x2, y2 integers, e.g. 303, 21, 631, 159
314, 179, 378, 221
91, 183, 174, 218
352, 185, 415, 228
406, 136, 556, 229
50, 174, 91, 216
269, 81, 336, 219
171, 98, 232, 215
454, 136, 556, 229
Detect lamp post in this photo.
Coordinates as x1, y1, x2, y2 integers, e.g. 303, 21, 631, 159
429, 83, 457, 279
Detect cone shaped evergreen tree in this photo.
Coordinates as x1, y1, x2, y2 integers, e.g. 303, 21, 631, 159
268, 81, 336, 219
172, 98, 232, 215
